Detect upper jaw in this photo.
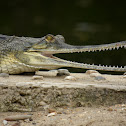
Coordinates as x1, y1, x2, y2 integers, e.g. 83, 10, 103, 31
28, 40, 126, 54
42, 41, 126, 54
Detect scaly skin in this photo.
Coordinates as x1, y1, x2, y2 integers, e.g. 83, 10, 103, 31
0, 34, 126, 74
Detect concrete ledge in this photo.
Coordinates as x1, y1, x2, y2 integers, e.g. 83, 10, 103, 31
0, 73, 126, 112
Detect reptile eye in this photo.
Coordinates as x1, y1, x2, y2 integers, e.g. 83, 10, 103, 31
45, 34, 55, 43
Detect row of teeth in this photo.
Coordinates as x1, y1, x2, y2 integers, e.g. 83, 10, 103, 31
89, 64, 125, 68
69, 60, 126, 69
81, 45, 125, 53
66, 44, 126, 53
86, 46, 122, 52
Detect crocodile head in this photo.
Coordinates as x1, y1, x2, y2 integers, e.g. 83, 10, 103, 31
22, 34, 125, 72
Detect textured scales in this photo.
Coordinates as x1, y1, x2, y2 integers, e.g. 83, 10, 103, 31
0, 34, 126, 74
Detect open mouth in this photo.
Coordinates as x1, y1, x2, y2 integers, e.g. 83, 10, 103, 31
39, 45, 126, 72
29, 36, 126, 72
41, 53, 55, 58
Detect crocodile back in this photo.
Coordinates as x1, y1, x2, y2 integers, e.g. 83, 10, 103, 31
0, 34, 14, 49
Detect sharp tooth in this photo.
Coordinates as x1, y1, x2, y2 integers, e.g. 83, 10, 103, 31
88, 50, 91, 52
120, 45, 123, 48
116, 46, 119, 49
102, 48, 105, 51
113, 47, 116, 50
109, 47, 112, 50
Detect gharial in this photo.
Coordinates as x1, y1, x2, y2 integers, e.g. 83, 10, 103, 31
0, 34, 126, 74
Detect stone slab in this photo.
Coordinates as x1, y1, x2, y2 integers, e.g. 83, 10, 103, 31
0, 73, 126, 111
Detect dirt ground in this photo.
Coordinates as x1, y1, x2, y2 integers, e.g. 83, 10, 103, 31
0, 104, 126, 126
0, 71, 126, 126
